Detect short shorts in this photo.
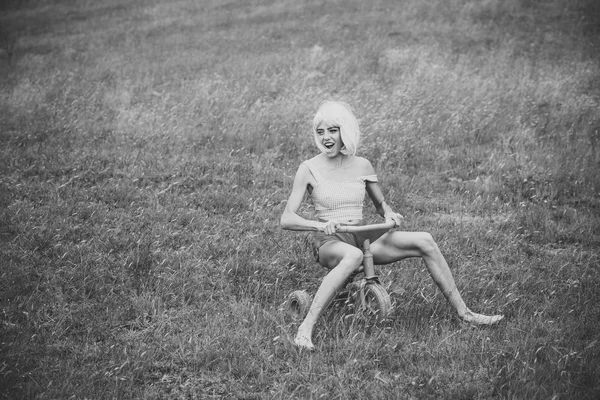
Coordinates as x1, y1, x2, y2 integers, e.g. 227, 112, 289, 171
311, 231, 361, 264
311, 223, 392, 265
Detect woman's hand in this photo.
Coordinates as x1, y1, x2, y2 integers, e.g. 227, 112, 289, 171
384, 212, 404, 227
320, 220, 340, 235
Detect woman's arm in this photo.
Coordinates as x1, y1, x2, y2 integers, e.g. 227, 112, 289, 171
360, 158, 390, 217
366, 179, 404, 226
280, 163, 325, 232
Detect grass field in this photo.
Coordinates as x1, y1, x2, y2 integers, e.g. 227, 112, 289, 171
1, 0, 599, 398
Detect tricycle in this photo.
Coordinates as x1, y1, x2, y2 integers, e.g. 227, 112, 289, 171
286, 220, 396, 323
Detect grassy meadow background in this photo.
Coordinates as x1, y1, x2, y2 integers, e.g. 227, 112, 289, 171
1, 0, 599, 398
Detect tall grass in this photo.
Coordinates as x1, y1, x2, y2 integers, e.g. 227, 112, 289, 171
1, 0, 599, 398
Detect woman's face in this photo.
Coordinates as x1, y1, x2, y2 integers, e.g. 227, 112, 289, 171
316, 123, 343, 157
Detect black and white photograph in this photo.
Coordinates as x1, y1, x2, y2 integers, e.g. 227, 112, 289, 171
1, 0, 598, 398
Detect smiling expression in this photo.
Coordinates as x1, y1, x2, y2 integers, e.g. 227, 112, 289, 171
315, 123, 343, 157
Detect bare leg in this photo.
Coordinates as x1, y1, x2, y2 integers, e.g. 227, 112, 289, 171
371, 231, 504, 325
295, 242, 363, 350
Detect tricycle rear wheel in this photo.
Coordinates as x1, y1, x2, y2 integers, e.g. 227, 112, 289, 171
286, 290, 312, 320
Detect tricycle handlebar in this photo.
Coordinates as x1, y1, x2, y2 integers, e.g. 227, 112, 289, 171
336, 220, 396, 233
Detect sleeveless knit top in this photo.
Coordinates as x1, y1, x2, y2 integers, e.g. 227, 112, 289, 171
304, 159, 378, 221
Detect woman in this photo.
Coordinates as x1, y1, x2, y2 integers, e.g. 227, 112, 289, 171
280, 101, 504, 350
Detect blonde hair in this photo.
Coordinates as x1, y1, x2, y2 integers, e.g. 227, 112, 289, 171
312, 101, 360, 156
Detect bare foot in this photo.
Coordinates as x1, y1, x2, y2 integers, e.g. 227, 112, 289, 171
462, 311, 504, 325
294, 332, 315, 351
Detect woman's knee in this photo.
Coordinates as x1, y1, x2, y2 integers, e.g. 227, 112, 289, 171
319, 244, 363, 270
415, 232, 438, 256
343, 247, 364, 266
333, 247, 363, 272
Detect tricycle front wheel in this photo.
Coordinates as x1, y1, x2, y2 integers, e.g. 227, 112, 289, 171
356, 283, 391, 322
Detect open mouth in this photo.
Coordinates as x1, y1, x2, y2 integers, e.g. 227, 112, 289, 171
323, 142, 335, 149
